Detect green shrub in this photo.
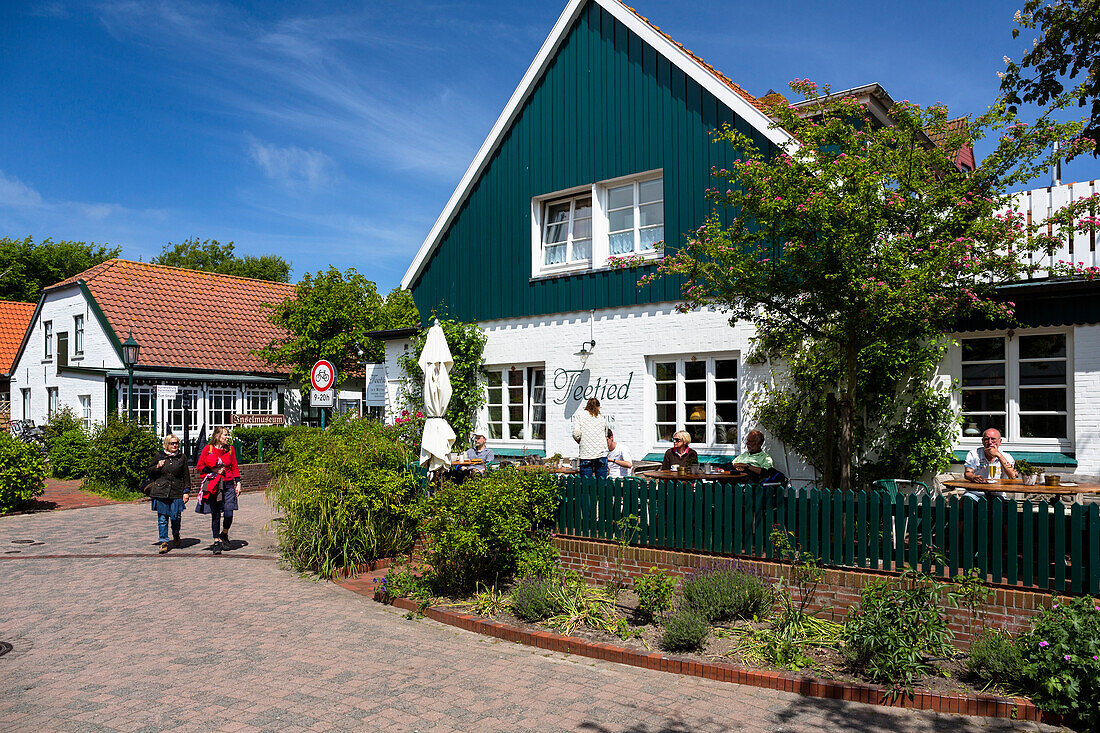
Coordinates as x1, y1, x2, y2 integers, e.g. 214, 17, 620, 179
268, 415, 425, 578
680, 561, 774, 623
510, 575, 561, 621
0, 433, 47, 512
660, 606, 710, 652
421, 466, 560, 594
379, 563, 432, 602
82, 416, 160, 493
43, 406, 84, 445
49, 429, 88, 479
1017, 596, 1100, 729
842, 576, 955, 694
967, 629, 1024, 686
515, 541, 560, 580
233, 425, 316, 463
634, 567, 677, 622
79, 478, 145, 502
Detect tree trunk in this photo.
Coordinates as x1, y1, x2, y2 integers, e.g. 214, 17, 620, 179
824, 393, 837, 488
839, 341, 859, 492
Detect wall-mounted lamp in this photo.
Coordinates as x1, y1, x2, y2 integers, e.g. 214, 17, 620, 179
574, 339, 596, 359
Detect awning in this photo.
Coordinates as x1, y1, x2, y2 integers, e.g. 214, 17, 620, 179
106, 369, 288, 385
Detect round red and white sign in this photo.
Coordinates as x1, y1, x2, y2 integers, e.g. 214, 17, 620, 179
310, 360, 336, 392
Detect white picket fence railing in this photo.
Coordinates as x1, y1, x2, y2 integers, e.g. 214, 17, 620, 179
1009, 179, 1099, 278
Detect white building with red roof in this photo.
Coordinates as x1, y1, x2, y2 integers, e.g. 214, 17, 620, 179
7, 259, 336, 444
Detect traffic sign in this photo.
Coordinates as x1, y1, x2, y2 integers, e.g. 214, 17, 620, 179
310, 389, 334, 407
310, 360, 336, 392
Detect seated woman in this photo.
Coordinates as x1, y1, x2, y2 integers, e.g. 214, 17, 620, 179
661, 431, 699, 470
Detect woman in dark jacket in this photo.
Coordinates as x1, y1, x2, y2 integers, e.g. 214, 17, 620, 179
147, 434, 190, 554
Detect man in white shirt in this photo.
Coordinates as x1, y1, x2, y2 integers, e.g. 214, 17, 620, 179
963, 427, 1017, 499
606, 431, 632, 478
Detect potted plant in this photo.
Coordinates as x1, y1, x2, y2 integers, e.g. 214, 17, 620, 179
1014, 459, 1042, 485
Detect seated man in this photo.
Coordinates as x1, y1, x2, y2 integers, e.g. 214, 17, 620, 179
605, 431, 633, 478
963, 427, 1016, 499
465, 434, 494, 472
661, 431, 699, 470
730, 429, 774, 481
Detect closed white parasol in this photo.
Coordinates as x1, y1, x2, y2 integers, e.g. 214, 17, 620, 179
418, 320, 457, 472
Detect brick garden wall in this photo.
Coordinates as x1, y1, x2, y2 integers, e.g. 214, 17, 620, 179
188, 463, 274, 493
553, 536, 1055, 647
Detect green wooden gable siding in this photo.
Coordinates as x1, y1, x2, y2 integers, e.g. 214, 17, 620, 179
410, 0, 774, 323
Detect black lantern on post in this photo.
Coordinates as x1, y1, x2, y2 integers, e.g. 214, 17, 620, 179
121, 332, 140, 421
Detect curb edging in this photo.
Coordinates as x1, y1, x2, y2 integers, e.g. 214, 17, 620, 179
355, 592, 1057, 725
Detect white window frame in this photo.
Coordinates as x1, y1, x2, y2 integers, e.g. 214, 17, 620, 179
165, 388, 201, 436
73, 314, 84, 356
43, 320, 53, 360
78, 394, 92, 431
244, 389, 276, 415
207, 388, 237, 429
21, 389, 30, 420
954, 328, 1074, 451
47, 387, 58, 419
482, 364, 546, 447
531, 169, 664, 277
647, 354, 740, 454
120, 386, 156, 426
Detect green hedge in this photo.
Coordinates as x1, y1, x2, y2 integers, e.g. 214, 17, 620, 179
82, 416, 160, 493
0, 433, 46, 512
233, 425, 316, 463
267, 415, 423, 578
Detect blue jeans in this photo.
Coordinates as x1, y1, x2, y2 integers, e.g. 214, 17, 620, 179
153, 498, 184, 543
579, 458, 608, 479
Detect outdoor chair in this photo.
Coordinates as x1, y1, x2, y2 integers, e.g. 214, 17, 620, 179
873, 479, 930, 553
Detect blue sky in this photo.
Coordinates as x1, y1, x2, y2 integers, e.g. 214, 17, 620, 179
2, 0, 1096, 291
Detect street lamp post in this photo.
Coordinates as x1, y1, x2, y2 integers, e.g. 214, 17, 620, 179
121, 333, 140, 421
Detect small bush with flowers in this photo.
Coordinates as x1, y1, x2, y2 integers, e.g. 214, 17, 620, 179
393, 409, 425, 459
1017, 596, 1100, 729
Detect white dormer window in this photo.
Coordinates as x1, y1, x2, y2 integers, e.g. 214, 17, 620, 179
532, 170, 663, 277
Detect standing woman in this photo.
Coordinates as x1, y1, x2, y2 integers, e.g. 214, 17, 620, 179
572, 397, 609, 478
147, 434, 190, 554
195, 426, 241, 555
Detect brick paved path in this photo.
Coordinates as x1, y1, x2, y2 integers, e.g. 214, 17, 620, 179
0, 499, 1062, 733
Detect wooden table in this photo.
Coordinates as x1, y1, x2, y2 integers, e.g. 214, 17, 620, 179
942, 478, 1100, 504
515, 464, 579, 475
451, 459, 483, 466
641, 469, 752, 483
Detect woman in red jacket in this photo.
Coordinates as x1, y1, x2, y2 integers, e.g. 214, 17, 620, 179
195, 426, 241, 554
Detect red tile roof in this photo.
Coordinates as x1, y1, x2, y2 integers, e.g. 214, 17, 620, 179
0, 300, 36, 375
47, 260, 294, 374
620, 3, 770, 117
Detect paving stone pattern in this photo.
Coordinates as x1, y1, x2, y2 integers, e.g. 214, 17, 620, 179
0, 500, 1063, 733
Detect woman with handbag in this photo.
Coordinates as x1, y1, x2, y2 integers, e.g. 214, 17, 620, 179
195, 426, 241, 555
146, 434, 190, 554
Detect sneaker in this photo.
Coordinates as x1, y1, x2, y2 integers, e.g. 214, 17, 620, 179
158, 542, 169, 555
212, 539, 222, 555
219, 531, 229, 545
172, 534, 181, 548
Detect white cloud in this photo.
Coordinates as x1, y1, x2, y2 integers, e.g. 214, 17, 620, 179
247, 138, 334, 193
0, 170, 44, 208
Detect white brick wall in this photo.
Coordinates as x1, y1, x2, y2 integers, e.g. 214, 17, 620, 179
1074, 324, 1100, 474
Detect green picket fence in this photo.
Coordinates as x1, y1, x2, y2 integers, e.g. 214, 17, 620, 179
555, 476, 1100, 595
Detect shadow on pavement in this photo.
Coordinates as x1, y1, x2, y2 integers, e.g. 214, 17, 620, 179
771, 693, 1041, 732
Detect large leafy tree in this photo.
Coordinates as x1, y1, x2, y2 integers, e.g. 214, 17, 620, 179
257, 267, 419, 388
641, 80, 1089, 489
1000, 0, 1100, 156
0, 236, 120, 302
153, 237, 292, 282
